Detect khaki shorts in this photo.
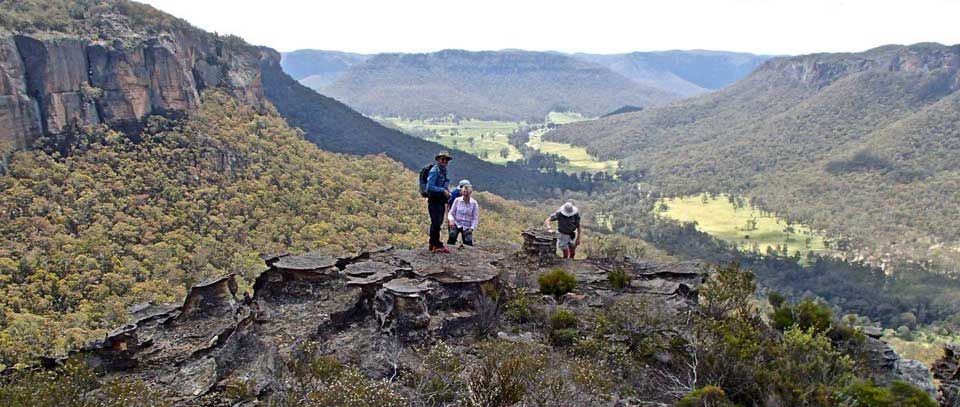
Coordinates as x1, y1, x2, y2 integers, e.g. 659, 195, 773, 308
558, 233, 577, 249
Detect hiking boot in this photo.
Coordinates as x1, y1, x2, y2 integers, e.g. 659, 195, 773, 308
429, 245, 438, 252
435, 246, 451, 254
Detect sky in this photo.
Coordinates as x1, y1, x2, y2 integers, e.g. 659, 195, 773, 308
139, 0, 960, 55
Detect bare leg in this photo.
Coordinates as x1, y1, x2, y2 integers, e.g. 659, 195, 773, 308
568, 247, 576, 259
562, 249, 570, 259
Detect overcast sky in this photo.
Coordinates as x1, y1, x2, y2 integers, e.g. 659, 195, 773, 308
139, 0, 960, 55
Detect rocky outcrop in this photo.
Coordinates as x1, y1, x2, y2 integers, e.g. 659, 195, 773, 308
934, 343, 960, 406
37, 241, 706, 405
0, 13, 267, 156
859, 328, 938, 398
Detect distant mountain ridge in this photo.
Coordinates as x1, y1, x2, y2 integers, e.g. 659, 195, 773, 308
281, 48, 770, 108
573, 50, 772, 96
547, 42, 960, 271
280, 49, 370, 89
318, 49, 678, 121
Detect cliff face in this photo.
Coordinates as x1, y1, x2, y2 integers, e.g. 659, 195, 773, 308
0, 22, 267, 155
754, 43, 960, 90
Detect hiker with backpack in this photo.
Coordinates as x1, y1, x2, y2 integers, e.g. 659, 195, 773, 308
420, 151, 453, 253
544, 202, 582, 259
447, 182, 479, 246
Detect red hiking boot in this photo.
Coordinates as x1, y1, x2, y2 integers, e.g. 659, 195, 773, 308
435, 246, 451, 254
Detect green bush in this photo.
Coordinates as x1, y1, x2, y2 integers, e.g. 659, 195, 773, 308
770, 298, 833, 333
547, 309, 579, 347
840, 380, 936, 407
767, 326, 854, 406
607, 267, 631, 290
549, 308, 578, 330
888, 381, 937, 407
549, 328, 579, 347
699, 262, 756, 319
504, 288, 534, 323
538, 269, 577, 297
675, 385, 735, 407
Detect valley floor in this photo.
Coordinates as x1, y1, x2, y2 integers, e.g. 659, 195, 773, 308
377, 114, 618, 175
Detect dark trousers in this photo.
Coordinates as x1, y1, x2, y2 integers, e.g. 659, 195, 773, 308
428, 199, 446, 247
448, 227, 474, 246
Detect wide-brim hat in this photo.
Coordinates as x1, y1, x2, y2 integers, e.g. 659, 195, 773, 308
559, 203, 578, 217
435, 151, 453, 160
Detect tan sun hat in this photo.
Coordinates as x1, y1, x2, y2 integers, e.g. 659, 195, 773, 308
559, 202, 578, 217
435, 150, 453, 160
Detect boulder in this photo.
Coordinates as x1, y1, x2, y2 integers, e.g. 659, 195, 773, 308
894, 359, 936, 398
522, 229, 558, 263
934, 343, 960, 407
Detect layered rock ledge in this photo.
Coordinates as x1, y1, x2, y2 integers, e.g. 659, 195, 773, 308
37, 244, 714, 405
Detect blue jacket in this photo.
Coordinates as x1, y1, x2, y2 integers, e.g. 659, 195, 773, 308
426, 164, 450, 195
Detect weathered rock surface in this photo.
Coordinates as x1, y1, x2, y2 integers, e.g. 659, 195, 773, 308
38, 242, 715, 405
934, 343, 960, 406
858, 334, 939, 399
0, 13, 267, 156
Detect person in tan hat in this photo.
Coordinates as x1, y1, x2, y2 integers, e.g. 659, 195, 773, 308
544, 202, 582, 259
426, 151, 453, 253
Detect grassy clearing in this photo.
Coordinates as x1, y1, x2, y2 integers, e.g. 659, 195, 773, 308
883, 330, 960, 367
527, 131, 618, 174
379, 113, 615, 174
546, 111, 590, 124
379, 117, 525, 164
658, 194, 835, 261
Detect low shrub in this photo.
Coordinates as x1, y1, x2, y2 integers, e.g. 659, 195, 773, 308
538, 268, 577, 297
466, 341, 546, 407
549, 308, 578, 330
675, 385, 735, 407
770, 298, 832, 333
550, 328, 579, 347
607, 267, 631, 290
504, 288, 534, 323
839, 380, 936, 407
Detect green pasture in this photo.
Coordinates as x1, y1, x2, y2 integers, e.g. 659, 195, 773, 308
380, 117, 525, 164
546, 111, 591, 124
527, 132, 618, 174
659, 194, 835, 260
380, 113, 614, 174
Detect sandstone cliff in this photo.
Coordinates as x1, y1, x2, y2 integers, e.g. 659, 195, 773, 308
0, 11, 267, 156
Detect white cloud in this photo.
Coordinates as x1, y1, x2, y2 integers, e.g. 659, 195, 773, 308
138, 0, 960, 55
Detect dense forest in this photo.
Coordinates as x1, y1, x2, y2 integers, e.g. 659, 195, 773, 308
320, 49, 677, 121
0, 91, 545, 366
548, 43, 960, 272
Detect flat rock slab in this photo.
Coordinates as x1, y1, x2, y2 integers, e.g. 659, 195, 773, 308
400, 246, 501, 284
272, 252, 338, 272
631, 261, 705, 278
382, 278, 433, 297
345, 262, 405, 286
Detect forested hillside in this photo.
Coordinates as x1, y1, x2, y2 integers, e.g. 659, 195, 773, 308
321, 49, 678, 121
547, 43, 960, 271
0, 91, 541, 366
